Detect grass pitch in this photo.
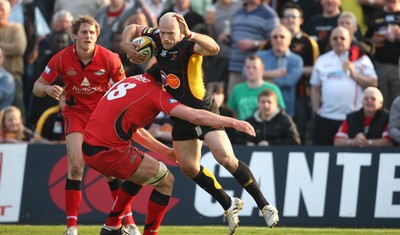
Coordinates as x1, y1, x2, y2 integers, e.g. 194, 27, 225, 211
0, 225, 400, 235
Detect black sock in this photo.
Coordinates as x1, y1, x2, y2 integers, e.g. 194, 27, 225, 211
232, 161, 269, 209
192, 165, 231, 210
107, 178, 122, 191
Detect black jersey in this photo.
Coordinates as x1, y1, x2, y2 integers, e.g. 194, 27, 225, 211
142, 27, 207, 108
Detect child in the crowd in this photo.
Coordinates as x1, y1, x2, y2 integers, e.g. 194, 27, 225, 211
0, 106, 33, 143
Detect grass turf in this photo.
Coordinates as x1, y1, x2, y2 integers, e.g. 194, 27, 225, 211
0, 225, 400, 235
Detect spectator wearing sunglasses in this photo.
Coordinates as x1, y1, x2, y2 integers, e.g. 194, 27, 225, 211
256, 24, 303, 118
280, 3, 320, 145
334, 86, 393, 147
310, 26, 378, 145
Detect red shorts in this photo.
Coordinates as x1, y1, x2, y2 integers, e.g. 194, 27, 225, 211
82, 143, 144, 179
63, 109, 93, 135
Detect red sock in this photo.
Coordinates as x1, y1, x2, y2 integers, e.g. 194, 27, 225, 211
108, 179, 136, 226
106, 188, 136, 227
123, 204, 135, 226
143, 190, 170, 235
65, 179, 82, 227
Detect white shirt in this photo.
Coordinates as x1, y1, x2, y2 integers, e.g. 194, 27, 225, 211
310, 50, 377, 121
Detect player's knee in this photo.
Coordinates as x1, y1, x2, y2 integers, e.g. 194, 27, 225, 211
145, 161, 170, 186
179, 166, 198, 178
163, 173, 175, 189
217, 155, 238, 173
69, 164, 84, 178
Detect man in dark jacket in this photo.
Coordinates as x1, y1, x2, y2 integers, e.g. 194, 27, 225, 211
238, 88, 301, 146
334, 86, 393, 147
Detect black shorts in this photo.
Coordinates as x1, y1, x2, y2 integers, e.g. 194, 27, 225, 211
172, 95, 224, 141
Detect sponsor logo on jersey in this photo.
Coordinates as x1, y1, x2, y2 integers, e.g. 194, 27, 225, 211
94, 69, 106, 76
80, 77, 91, 86
170, 51, 178, 60
160, 71, 180, 89
71, 77, 103, 94
118, 64, 125, 75
160, 71, 167, 84
160, 50, 167, 57
44, 65, 51, 74
165, 74, 180, 89
72, 85, 103, 94
66, 67, 77, 76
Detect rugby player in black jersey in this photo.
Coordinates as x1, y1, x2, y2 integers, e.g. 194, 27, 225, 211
121, 12, 279, 234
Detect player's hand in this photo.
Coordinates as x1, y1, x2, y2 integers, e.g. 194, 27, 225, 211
125, 41, 148, 64
45, 85, 64, 100
173, 14, 190, 37
234, 120, 256, 137
165, 148, 179, 165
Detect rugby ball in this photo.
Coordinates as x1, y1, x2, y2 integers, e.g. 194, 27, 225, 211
131, 36, 156, 64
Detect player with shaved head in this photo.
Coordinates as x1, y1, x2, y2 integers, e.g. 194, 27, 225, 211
122, 12, 279, 234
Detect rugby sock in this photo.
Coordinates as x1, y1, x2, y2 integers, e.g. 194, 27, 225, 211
65, 178, 82, 227
144, 190, 170, 235
106, 181, 141, 227
107, 179, 136, 226
192, 165, 231, 210
232, 161, 269, 209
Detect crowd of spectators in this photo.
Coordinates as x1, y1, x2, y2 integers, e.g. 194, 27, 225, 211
0, 0, 399, 147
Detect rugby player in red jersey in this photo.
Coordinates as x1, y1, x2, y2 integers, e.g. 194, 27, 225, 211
121, 12, 279, 234
32, 15, 139, 235
82, 65, 256, 235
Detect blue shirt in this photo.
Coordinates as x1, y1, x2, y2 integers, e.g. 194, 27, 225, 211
257, 49, 303, 116
228, 3, 279, 73
0, 68, 16, 110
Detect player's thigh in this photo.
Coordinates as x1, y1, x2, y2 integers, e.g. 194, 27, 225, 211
173, 139, 202, 169
204, 130, 237, 163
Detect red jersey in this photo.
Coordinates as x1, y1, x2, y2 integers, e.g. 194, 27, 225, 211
41, 44, 125, 112
84, 74, 181, 148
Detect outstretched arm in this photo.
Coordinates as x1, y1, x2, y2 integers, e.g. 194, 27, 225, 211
170, 105, 255, 137
173, 14, 219, 56
133, 128, 177, 163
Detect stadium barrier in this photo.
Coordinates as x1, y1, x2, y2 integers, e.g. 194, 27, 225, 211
0, 144, 399, 227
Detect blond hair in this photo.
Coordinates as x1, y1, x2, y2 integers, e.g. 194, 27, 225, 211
71, 15, 100, 36
0, 106, 24, 140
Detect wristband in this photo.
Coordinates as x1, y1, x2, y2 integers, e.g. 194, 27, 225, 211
368, 139, 373, 146
187, 32, 195, 41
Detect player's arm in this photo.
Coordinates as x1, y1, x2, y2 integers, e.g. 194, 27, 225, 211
33, 76, 64, 100
121, 24, 149, 64
173, 14, 219, 56
133, 128, 177, 163
170, 105, 255, 137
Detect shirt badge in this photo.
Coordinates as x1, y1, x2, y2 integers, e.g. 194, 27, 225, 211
94, 69, 106, 76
